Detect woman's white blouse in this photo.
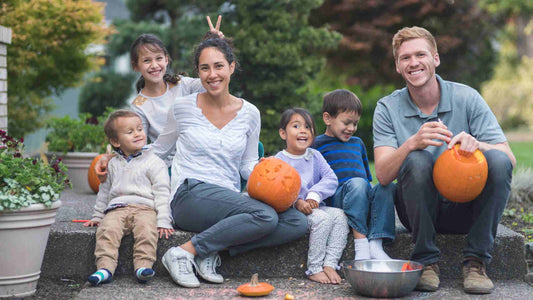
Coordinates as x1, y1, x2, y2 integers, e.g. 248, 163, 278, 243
152, 93, 260, 197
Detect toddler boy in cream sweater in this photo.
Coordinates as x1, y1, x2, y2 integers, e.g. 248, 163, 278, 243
84, 110, 173, 285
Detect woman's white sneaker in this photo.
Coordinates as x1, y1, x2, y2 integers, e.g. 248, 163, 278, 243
162, 247, 200, 288
194, 252, 224, 283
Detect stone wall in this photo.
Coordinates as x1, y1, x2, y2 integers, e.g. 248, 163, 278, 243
0, 25, 12, 133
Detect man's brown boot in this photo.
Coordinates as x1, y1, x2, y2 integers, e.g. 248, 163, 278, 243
463, 258, 494, 294
415, 263, 440, 292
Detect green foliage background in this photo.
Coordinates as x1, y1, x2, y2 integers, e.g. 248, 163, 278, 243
310, 0, 503, 90
79, 70, 135, 117
45, 113, 108, 153
225, 0, 342, 154
0, 0, 111, 138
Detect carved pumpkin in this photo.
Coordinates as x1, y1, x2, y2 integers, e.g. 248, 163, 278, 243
433, 144, 488, 203
247, 157, 301, 212
236, 273, 274, 297
87, 154, 106, 194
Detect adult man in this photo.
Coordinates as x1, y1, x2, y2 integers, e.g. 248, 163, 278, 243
372, 26, 516, 294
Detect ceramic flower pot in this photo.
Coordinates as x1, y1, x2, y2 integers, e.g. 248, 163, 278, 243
0, 201, 61, 298
48, 152, 99, 194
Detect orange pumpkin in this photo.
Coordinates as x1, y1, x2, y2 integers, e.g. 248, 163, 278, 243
87, 154, 106, 194
247, 157, 301, 213
433, 144, 488, 203
236, 273, 274, 297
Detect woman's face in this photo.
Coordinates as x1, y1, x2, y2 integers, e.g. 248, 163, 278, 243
197, 47, 235, 97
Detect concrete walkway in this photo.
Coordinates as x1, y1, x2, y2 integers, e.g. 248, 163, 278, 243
29, 189, 533, 299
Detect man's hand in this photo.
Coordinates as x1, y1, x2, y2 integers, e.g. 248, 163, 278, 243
448, 131, 479, 156
408, 121, 452, 151
158, 227, 175, 239
295, 199, 312, 215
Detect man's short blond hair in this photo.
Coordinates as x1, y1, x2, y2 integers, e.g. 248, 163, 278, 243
392, 26, 437, 61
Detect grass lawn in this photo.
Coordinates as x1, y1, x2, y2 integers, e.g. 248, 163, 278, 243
509, 141, 533, 171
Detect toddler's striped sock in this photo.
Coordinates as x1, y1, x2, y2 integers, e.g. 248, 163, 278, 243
136, 267, 155, 283
88, 269, 112, 286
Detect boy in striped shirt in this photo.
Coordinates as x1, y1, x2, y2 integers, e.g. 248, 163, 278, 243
312, 89, 396, 260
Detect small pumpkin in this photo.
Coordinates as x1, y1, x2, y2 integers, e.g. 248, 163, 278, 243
87, 154, 106, 194
247, 157, 301, 212
433, 144, 488, 203
236, 273, 274, 297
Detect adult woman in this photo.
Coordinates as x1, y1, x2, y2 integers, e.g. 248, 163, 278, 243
152, 34, 307, 288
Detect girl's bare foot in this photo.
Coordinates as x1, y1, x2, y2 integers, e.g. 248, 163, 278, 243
308, 271, 330, 284
323, 266, 342, 284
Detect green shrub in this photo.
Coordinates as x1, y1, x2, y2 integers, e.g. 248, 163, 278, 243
45, 113, 109, 153
79, 70, 136, 117
0, 130, 70, 211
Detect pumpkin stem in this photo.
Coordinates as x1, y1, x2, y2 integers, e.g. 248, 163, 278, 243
249, 273, 260, 286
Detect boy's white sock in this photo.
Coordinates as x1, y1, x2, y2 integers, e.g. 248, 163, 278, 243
354, 238, 370, 260
369, 238, 391, 259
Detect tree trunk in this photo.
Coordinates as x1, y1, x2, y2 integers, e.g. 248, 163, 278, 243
516, 14, 533, 58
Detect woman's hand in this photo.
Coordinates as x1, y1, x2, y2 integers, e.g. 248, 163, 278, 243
295, 199, 312, 215
206, 15, 224, 38
95, 154, 113, 183
158, 227, 175, 239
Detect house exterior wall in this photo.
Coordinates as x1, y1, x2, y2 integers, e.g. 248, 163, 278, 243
0, 25, 12, 133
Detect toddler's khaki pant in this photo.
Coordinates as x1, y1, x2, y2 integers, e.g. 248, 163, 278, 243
94, 204, 157, 274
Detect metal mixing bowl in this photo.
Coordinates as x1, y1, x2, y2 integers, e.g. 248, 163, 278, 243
341, 259, 424, 298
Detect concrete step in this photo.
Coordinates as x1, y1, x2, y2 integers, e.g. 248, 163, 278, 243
41, 189, 528, 281
31, 275, 533, 300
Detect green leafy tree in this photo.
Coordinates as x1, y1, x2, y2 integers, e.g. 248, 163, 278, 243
225, 0, 342, 154
479, 1, 533, 130
310, 0, 503, 90
0, 0, 112, 138
78, 70, 136, 116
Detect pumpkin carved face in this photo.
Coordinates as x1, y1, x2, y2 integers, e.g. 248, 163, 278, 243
433, 144, 488, 203
247, 157, 301, 212
87, 154, 105, 194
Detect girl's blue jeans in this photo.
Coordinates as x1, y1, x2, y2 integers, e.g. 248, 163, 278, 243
330, 177, 396, 242
395, 150, 513, 266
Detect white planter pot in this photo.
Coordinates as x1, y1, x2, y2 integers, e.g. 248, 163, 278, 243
0, 201, 61, 298
48, 152, 98, 193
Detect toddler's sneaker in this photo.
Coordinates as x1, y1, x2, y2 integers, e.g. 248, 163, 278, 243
88, 269, 112, 286
136, 267, 155, 284
162, 246, 200, 288
194, 252, 223, 283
